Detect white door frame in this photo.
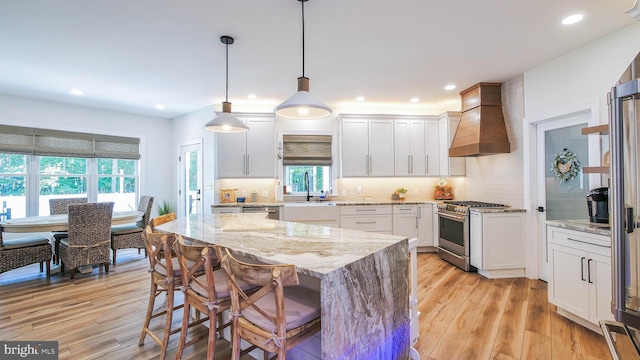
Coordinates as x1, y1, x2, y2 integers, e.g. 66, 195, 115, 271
523, 99, 600, 279
178, 139, 203, 217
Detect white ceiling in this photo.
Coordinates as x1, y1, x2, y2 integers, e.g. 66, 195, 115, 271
0, 0, 637, 119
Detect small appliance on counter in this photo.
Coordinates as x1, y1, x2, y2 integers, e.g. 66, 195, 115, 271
586, 187, 609, 223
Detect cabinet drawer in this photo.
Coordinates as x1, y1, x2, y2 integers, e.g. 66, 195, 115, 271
547, 226, 610, 255
340, 205, 391, 216
341, 215, 392, 233
393, 204, 417, 215
212, 206, 241, 214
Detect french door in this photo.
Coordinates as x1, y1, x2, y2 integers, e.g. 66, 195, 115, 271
178, 142, 202, 217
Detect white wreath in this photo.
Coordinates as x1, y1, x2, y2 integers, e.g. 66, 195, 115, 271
551, 149, 581, 183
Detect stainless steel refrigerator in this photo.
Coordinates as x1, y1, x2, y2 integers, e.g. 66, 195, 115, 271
601, 52, 640, 359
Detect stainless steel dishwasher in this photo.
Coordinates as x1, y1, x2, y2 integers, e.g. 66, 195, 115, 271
241, 205, 281, 220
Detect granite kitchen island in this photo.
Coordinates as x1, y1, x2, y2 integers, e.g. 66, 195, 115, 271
155, 213, 410, 360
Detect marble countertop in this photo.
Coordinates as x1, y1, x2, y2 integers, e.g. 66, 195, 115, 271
212, 200, 440, 207
470, 207, 527, 213
155, 213, 408, 278
546, 219, 611, 237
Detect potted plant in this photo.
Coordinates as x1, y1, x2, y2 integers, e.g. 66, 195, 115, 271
396, 188, 408, 200
157, 200, 174, 215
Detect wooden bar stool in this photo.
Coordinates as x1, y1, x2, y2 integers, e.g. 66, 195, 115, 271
172, 237, 232, 359
138, 218, 204, 360
221, 249, 322, 360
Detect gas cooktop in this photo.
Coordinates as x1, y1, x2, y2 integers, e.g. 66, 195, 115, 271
442, 200, 507, 208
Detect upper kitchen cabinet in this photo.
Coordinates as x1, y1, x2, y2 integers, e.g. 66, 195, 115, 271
340, 115, 394, 177
438, 112, 466, 176
394, 118, 426, 176
425, 119, 440, 176
217, 114, 276, 178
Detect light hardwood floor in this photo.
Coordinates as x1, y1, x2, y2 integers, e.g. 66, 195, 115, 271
0, 250, 611, 359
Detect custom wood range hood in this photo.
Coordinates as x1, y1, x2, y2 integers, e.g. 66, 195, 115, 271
449, 82, 511, 157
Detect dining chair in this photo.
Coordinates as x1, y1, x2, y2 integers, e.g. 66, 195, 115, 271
220, 249, 322, 360
139, 222, 204, 360
0, 231, 52, 277
49, 197, 88, 265
59, 202, 114, 280
110, 195, 154, 264
173, 236, 257, 360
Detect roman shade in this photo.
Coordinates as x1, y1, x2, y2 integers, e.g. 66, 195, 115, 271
282, 135, 332, 166
0, 125, 140, 159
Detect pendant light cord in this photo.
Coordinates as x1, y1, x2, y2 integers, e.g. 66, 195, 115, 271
225, 40, 229, 103
301, 0, 305, 78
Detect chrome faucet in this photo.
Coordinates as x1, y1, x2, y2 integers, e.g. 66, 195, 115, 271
304, 171, 313, 201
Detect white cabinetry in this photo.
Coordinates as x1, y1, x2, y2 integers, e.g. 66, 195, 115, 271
217, 114, 275, 178
394, 120, 426, 176
417, 204, 436, 249
211, 206, 241, 214
547, 225, 613, 328
282, 205, 340, 227
392, 204, 418, 239
438, 111, 465, 176
469, 211, 525, 278
340, 205, 392, 233
425, 119, 440, 176
340, 115, 394, 177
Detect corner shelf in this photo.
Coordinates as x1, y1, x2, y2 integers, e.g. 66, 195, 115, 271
581, 124, 609, 135
583, 166, 609, 174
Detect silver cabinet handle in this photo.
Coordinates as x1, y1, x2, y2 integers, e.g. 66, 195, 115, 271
356, 221, 377, 224
356, 209, 376, 212
408, 155, 411, 174
243, 155, 247, 175
246, 155, 250, 174
581, 257, 586, 281
369, 155, 372, 175
411, 155, 414, 174
426, 155, 429, 173
365, 155, 369, 175
588, 258, 593, 284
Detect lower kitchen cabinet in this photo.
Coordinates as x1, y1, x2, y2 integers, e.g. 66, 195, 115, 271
340, 205, 392, 233
392, 204, 418, 239
547, 225, 613, 328
211, 206, 241, 214
417, 204, 437, 250
470, 211, 525, 278
282, 205, 340, 227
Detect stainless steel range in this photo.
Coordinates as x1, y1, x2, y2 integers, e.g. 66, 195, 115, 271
436, 200, 506, 271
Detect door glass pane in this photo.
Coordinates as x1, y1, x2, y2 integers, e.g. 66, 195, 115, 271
545, 123, 590, 220
184, 149, 198, 215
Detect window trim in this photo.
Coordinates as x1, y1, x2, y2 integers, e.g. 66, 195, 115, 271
277, 130, 338, 196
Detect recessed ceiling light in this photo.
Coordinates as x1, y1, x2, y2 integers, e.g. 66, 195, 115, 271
562, 14, 583, 25
247, 94, 257, 100
410, 98, 420, 103
155, 104, 165, 110
70, 89, 83, 96
445, 84, 456, 90
356, 96, 365, 102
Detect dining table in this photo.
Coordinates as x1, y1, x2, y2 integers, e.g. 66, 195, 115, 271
0, 210, 143, 233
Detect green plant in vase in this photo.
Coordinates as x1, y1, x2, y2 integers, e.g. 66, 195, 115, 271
396, 187, 408, 199
157, 200, 174, 215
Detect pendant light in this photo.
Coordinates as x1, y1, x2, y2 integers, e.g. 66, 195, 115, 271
204, 35, 249, 133
274, 0, 332, 119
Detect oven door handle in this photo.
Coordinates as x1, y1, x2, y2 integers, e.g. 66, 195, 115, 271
437, 212, 465, 222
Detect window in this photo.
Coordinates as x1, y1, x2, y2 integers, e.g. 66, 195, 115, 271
0, 124, 141, 217
38, 156, 88, 215
97, 158, 137, 211
284, 165, 331, 193
282, 135, 333, 195
0, 153, 27, 219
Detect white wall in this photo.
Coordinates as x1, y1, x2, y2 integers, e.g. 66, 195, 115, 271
524, 22, 640, 121
0, 93, 173, 217
170, 105, 216, 212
